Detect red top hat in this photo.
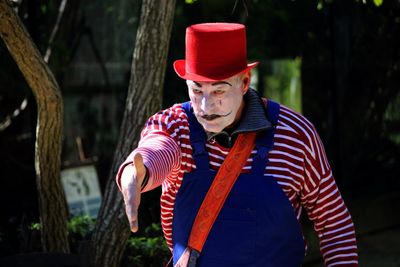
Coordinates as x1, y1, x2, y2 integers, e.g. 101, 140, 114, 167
174, 23, 259, 82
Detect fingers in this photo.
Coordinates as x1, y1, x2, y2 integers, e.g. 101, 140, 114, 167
123, 184, 141, 232
121, 153, 146, 233
121, 164, 141, 232
124, 199, 139, 232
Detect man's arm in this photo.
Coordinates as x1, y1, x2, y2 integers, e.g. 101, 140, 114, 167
117, 106, 185, 232
117, 132, 181, 232
300, 128, 358, 266
116, 132, 181, 191
303, 170, 358, 266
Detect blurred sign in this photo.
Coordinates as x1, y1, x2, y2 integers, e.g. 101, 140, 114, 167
61, 165, 102, 218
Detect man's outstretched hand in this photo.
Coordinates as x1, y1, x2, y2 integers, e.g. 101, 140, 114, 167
120, 153, 146, 232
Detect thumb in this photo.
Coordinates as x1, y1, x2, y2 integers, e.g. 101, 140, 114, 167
133, 153, 146, 182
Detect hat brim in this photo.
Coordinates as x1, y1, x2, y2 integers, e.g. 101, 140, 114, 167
173, 60, 259, 82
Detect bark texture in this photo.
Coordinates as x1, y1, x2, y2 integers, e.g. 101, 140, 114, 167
88, 0, 176, 266
0, 0, 69, 253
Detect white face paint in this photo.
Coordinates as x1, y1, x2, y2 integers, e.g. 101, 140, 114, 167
187, 73, 250, 133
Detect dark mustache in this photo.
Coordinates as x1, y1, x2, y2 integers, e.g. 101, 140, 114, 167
199, 111, 232, 121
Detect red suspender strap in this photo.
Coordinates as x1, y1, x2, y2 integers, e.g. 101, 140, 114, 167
187, 132, 257, 254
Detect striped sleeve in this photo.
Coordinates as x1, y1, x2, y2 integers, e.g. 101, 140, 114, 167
291, 111, 358, 266
116, 104, 184, 192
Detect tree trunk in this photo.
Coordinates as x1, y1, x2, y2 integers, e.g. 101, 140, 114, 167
0, 0, 69, 253
88, 0, 176, 266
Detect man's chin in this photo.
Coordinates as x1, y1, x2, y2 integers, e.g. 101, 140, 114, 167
200, 123, 225, 133
197, 117, 233, 133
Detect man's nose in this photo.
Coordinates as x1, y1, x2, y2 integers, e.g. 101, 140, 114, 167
200, 94, 215, 112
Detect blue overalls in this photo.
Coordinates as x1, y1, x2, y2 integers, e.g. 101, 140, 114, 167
172, 101, 305, 266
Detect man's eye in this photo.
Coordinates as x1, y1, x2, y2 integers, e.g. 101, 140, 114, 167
213, 90, 225, 95
192, 88, 202, 94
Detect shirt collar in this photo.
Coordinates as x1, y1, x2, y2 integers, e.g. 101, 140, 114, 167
206, 88, 273, 147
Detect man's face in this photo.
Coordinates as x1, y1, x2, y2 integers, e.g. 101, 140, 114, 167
187, 72, 250, 133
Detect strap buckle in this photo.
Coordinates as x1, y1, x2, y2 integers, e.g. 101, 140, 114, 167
187, 249, 200, 267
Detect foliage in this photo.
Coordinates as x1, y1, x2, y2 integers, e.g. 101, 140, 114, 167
125, 223, 170, 267
27, 218, 169, 265
261, 58, 302, 113
318, 0, 384, 9
67, 215, 95, 239
28, 215, 95, 241
21, 215, 95, 254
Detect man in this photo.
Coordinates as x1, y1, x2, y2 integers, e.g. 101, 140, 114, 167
118, 23, 358, 266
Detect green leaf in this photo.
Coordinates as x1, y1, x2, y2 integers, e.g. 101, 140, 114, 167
373, 0, 383, 6
67, 215, 95, 237
30, 223, 41, 231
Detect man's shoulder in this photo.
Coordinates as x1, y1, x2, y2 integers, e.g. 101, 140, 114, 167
278, 103, 312, 125
153, 103, 189, 120
141, 103, 190, 136
265, 100, 318, 138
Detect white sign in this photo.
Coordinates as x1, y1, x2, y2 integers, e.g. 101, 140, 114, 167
61, 165, 102, 218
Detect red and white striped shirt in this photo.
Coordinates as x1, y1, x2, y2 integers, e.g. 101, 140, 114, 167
117, 99, 358, 266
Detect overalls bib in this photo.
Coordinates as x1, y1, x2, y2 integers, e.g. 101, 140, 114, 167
172, 101, 305, 266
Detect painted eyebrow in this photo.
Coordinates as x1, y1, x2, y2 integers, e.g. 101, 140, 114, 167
211, 81, 232, 86
192, 81, 232, 87
193, 81, 202, 87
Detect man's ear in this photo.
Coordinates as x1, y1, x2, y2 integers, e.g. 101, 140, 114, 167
242, 71, 251, 94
